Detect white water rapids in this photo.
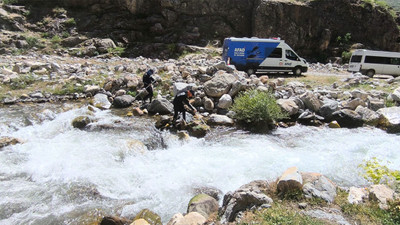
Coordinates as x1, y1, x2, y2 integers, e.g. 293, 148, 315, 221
0, 103, 399, 224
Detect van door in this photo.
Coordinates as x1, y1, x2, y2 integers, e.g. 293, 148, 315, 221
348, 55, 362, 73
259, 47, 282, 70
383, 58, 400, 76
284, 49, 301, 69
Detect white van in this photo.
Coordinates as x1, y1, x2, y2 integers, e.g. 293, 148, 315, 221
348, 49, 400, 77
222, 37, 308, 75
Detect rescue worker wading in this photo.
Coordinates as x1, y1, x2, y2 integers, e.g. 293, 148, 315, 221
142, 69, 155, 103
173, 89, 196, 123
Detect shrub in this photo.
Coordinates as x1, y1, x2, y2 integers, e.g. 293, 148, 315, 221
359, 157, 400, 190
230, 89, 288, 131
64, 18, 76, 27
341, 51, 352, 63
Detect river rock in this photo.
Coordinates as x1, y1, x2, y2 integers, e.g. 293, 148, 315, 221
220, 181, 273, 222
342, 98, 366, 110
277, 98, 299, 116
377, 107, 400, 133
166, 212, 206, 225
207, 114, 234, 126
302, 173, 336, 203
300, 91, 322, 113
320, 99, 339, 120
0, 136, 22, 148
130, 219, 150, 225
217, 94, 232, 109
71, 116, 91, 129
93, 93, 111, 109
331, 109, 363, 128
355, 105, 381, 126
391, 87, 400, 102
302, 208, 351, 225
187, 194, 219, 219
113, 95, 135, 108
133, 209, 162, 225
369, 184, 395, 209
228, 80, 245, 97
348, 187, 368, 204
203, 97, 214, 111
204, 71, 236, 98
277, 167, 303, 197
100, 216, 131, 225
147, 98, 173, 115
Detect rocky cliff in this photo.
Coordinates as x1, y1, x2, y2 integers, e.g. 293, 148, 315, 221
8, 0, 400, 60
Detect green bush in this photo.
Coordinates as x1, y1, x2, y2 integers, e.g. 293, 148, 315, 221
359, 157, 400, 190
341, 51, 352, 63
230, 89, 287, 131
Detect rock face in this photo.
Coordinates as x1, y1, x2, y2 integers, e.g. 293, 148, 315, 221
17, 0, 400, 59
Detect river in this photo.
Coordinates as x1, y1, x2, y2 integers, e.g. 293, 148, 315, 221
0, 102, 399, 224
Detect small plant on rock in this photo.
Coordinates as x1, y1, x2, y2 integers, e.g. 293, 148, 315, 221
359, 157, 400, 190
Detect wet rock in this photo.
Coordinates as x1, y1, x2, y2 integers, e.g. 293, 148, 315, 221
187, 194, 219, 219
192, 185, 223, 202
0, 136, 22, 148
328, 121, 340, 128
93, 93, 111, 110
99, 216, 131, 225
71, 116, 91, 129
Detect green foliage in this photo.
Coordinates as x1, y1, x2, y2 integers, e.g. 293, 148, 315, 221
63, 18, 76, 27
127, 91, 137, 97
107, 47, 125, 56
51, 35, 62, 44
52, 82, 84, 95
9, 74, 35, 90
25, 36, 39, 48
241, 204, 326, 225
358, 157, 400, 189
385, 98, 396, 107
341, 51, 352, 63
230, 89, 288, 125
2, 0, 18, 4
336, 33, 351, 46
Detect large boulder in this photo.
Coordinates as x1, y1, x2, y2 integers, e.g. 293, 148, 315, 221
220, 180, 273, 223
355, 105, 381, 126
369, 184, 395, 209
207, 114, 234, 126
320, 99, 339, 120
277, 98, 299, 116
377, 107, 400, 133
331, 109, 363, 128
217, 94, 233, 109
113, 95, 135, 108
300, 92, 322, 113
204, 71, 237, 98
187, 194, 219, 219
302, 173, 337, 203
93, 93, 111, 110
277, 167, 303, 197
147, 98, 174, 115
72, 116, 91, 129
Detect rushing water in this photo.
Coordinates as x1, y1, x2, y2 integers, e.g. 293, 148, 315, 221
0, 102, 399, 225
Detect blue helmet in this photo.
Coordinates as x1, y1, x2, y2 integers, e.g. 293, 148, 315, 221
146, 69, 154, 76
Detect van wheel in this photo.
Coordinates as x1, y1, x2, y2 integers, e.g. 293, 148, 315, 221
366, 69, 375, 78
247, 68, 255, 75
293, 67, 302, 76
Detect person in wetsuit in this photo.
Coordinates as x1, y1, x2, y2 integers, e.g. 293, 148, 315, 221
173, 89, 196, 123
142, 69, 156, 103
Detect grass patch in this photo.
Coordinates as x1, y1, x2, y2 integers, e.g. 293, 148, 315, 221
240, 203, 327, 225
285, 74, 342, 89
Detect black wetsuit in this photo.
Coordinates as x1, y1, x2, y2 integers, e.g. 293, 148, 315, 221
142, 73, 155, 103
173, 91, 195, 121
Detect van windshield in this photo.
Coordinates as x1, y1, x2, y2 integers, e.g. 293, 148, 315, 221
286, 50, 299, 61
350, 55, 362, 63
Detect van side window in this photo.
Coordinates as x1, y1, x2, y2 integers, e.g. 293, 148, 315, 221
286, 50, 299, 61
350, 55, 362, 63
268, 48, 282, 58
390, 58, 400, 65
365, 56, 390, 64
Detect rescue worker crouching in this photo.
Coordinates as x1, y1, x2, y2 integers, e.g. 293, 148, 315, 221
173, 89, 197, 124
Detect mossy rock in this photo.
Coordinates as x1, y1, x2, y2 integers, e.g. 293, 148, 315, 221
187, 194, 219, 219
134, 209, 162, 225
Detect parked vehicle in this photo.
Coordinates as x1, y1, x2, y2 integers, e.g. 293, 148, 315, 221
348, 49, 400, 77
222, 37, 308, 75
